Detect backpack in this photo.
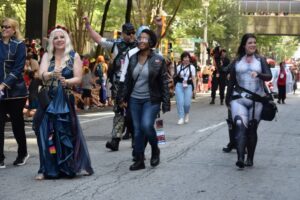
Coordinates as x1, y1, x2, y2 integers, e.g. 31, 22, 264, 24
95, 63, 103, 85
109, 40, 136, 81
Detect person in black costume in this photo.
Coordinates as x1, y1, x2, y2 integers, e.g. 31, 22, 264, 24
210, 47, 230, 105
226, 34, 272, 168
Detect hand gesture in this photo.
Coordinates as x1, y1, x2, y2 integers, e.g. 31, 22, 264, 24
53, 68, 62, 79
59, 76, 68, 87
153, 16, 163, 27
251, 71, 258, 78
82, 16, 89, 24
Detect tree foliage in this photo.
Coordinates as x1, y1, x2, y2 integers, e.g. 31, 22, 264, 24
0, 0, 26, 31
2, 0, 299, 60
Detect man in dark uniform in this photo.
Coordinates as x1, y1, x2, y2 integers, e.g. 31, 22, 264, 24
210, 48, 230, 105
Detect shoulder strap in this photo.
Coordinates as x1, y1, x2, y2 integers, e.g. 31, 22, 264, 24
177, 64, 184, 75
67, 50, 76, 68
188, 65, 192, 79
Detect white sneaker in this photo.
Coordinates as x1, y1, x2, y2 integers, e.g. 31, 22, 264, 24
184, 114, 189, 123
84, 105, 89, 111
0, 161, 6, 169
177, 118, 184, 125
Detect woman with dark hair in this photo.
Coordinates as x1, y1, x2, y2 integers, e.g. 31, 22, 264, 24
0, 18, 29, 168
276, 62, 287, 104
226, 33, 272, 168
119, 29, 170, 171
174, 51, 196, 125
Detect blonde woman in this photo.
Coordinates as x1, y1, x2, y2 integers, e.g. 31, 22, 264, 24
33, 26, 93, 179
0, 18, 29, 168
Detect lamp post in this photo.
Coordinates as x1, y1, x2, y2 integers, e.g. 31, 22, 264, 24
202, 0, 209, 65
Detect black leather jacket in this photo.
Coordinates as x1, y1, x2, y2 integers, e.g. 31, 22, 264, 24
225, 54, 272, 106
119, 50, 170, 113
0, 38, 28, 99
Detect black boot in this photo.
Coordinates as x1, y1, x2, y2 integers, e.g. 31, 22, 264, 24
210, 98, 215, 104
150, 145, 160, 167
130, 153, 145, 171
122, 131, 131, 140
105, 138, 120, 151
234, 116, 247, 168
223, 118, 235, 153
220, 99, 224, 105
245, 120, 258, 167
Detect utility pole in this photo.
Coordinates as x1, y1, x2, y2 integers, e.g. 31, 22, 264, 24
202, 0, 209, 65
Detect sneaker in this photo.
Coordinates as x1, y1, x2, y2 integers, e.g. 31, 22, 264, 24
0, 160, 5, 169
13, 154, 30, 166
184, 114, 189, 123
35, 173, 45, 180
177, 118, 184, 125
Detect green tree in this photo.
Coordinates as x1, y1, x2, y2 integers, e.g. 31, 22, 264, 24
0, 0, 26, 31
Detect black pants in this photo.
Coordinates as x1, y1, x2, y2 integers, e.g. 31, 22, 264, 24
0, 98, 27, 161
277, 85, 286, 102
211, 75, 226, 101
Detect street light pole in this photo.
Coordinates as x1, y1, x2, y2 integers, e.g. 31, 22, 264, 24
202, 0, 209, 65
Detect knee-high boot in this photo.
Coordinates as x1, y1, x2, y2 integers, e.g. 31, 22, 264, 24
223, 118, 235, 153
246, 120, 258, 167
150, 144, 160, 167
234, 116, 247, 168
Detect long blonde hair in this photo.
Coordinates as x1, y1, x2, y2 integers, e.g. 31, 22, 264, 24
1, 18, 24, 40
47, 28, 74, 67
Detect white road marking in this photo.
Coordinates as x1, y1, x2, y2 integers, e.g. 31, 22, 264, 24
196, 122, 226, 133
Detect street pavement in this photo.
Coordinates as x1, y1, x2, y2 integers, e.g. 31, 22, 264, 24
0, 91, 300, 200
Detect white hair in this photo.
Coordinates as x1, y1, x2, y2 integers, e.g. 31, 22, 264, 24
47, 28, 74, 67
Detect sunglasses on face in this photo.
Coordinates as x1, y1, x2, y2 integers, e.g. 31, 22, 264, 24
125, 31, 135, 36
1, 25, 11, 29
137, 37, 149, 43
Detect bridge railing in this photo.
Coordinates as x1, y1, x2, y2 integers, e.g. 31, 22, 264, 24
240, 0, 300, 14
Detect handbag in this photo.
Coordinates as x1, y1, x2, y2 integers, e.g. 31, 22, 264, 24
37, 86, 51, 109
37, 79, 54, 110
261, 99, 277, 121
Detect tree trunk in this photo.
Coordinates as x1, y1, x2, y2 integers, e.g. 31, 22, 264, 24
100, 0, 111, 35
126, 0, 133, 23
48, 0, 58, 30
96, 0, 112, 56
161, 0, 182, 39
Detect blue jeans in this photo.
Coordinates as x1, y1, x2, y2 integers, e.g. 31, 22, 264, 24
175, 83, 193, 119
129, 97, 160, 153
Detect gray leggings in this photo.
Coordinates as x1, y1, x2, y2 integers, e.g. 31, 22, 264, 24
231, 97, 263, 127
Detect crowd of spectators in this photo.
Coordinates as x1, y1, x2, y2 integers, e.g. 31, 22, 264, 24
22, 39, 114, 120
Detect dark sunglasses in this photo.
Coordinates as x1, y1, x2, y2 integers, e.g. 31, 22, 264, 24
1, 25, 11, 29
125, 31, 135, 36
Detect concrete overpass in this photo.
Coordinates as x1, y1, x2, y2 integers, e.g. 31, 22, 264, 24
239, 0, 300, 35
242, 15, 300, 36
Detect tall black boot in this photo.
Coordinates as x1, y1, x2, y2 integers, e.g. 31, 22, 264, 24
245, 120, 258, 167
220, 99, 224, 105
234, 116, 247, 168
105, 138, 120, 151
223, 118, 236, 153
129, 153, 145, 171
150, 145, 160, 167
209, 98, 215, 104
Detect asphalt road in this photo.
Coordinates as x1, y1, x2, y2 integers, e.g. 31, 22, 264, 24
1, 92, 300, 200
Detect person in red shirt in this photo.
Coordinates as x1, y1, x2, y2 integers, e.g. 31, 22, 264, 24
277, 62, 287, 104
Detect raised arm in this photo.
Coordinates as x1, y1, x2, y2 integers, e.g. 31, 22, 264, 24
83, 16, 102, 44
